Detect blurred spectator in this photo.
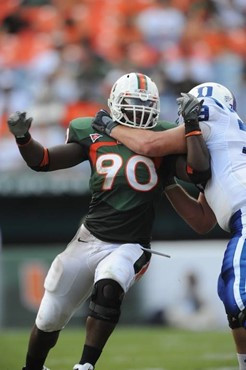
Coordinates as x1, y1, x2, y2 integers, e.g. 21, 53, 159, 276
0, 0, 245, 190
165, 271, 217, 330
135, 0, 186, 52
214, 0, 245, 29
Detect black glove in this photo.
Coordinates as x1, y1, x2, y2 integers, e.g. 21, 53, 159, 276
177, 93, 204, 135
8, 111, 33, 138
92, 110, 119, 136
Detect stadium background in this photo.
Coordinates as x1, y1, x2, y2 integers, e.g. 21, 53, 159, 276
0, 0, 245, 332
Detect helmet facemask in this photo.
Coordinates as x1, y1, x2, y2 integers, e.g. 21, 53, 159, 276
108, 73, 160, 129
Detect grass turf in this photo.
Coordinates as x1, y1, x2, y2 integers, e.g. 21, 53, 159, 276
0, 326, 237, 370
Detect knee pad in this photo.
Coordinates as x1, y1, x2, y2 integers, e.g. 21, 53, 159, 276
227, 308, 246, 329
89, 279, 124, 323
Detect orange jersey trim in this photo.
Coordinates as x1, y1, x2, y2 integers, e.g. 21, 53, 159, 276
135, 262, 150, 281
89, 141, 118, 166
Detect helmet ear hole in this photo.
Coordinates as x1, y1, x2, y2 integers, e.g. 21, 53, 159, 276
108, 72, 160, 129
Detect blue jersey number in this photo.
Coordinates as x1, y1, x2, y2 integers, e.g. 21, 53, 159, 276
195, 87, 212, 122
197, 86, 213, 98
199, 105, 209, 122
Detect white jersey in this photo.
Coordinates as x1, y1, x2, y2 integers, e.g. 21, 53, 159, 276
199, 97, 246, 232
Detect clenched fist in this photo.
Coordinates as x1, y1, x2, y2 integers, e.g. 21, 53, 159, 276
8, 111, 33, 138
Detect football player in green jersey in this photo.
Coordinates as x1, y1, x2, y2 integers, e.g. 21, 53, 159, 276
7, 72, 210, 370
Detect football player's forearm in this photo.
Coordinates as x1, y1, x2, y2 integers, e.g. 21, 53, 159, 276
184, 134, 211, 184
110, 125, 155, 155
18, 137, 46, 167
164, 186, 216, 234
186, 135, 210, 171
111, 125, 186, 157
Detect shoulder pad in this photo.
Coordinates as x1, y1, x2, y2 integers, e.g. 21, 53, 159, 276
66, 117, 94, 144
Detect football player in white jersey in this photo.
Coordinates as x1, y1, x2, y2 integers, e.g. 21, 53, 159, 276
94, 82, 246, 369
167, 83, 246, 370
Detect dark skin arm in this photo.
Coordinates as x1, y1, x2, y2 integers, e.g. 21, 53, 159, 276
161, 133, 210, 187
185, 135, 210, 172
161, 140, 214, 235
18, 139, 85, 170
7, 111, 85, 170
163, 92, 215, 233
160, 133, 214, 234
164, 185, 217, 234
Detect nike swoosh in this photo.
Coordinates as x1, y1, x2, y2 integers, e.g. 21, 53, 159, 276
78, 237, 88, 243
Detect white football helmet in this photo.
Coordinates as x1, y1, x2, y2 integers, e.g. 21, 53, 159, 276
108, 72, 160, 129
189, 82, 236, 111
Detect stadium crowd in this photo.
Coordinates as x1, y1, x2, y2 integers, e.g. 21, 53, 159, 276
0, 0, 246, 172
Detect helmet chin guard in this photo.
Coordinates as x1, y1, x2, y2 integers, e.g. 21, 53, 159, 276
189, 82, 236, 111
108, 72, 160, 129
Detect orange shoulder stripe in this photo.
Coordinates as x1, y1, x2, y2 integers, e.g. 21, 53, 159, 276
89, 141, 118, 166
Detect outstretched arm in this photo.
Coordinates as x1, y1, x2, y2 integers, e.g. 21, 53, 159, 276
92, 109, 186, 156
92, 93, 208, 160
7, 112, 85, 171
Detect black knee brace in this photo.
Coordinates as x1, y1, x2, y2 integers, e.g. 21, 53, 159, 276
227, 308, 246, 329
89, 279, 124, 323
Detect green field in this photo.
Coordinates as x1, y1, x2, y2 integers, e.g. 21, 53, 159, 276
0, 327, 237, 370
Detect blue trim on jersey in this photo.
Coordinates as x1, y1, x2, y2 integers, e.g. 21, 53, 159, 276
238, 120, 246, 132
218, 209, 246, 321
239, 238, 246, 311
203, 96, 236, 112
229, 209, 242, 235
211, 98, 224, 109
219, 236, 237, 313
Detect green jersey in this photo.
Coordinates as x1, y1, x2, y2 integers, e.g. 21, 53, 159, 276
67, 117, 176, 246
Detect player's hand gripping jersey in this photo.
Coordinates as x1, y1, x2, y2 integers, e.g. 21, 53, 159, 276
197, 97, 246, 232
67, 117, 176, 245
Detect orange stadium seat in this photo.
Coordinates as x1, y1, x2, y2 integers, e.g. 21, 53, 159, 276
0, 0, 19, 22
21, 6, 61, 33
